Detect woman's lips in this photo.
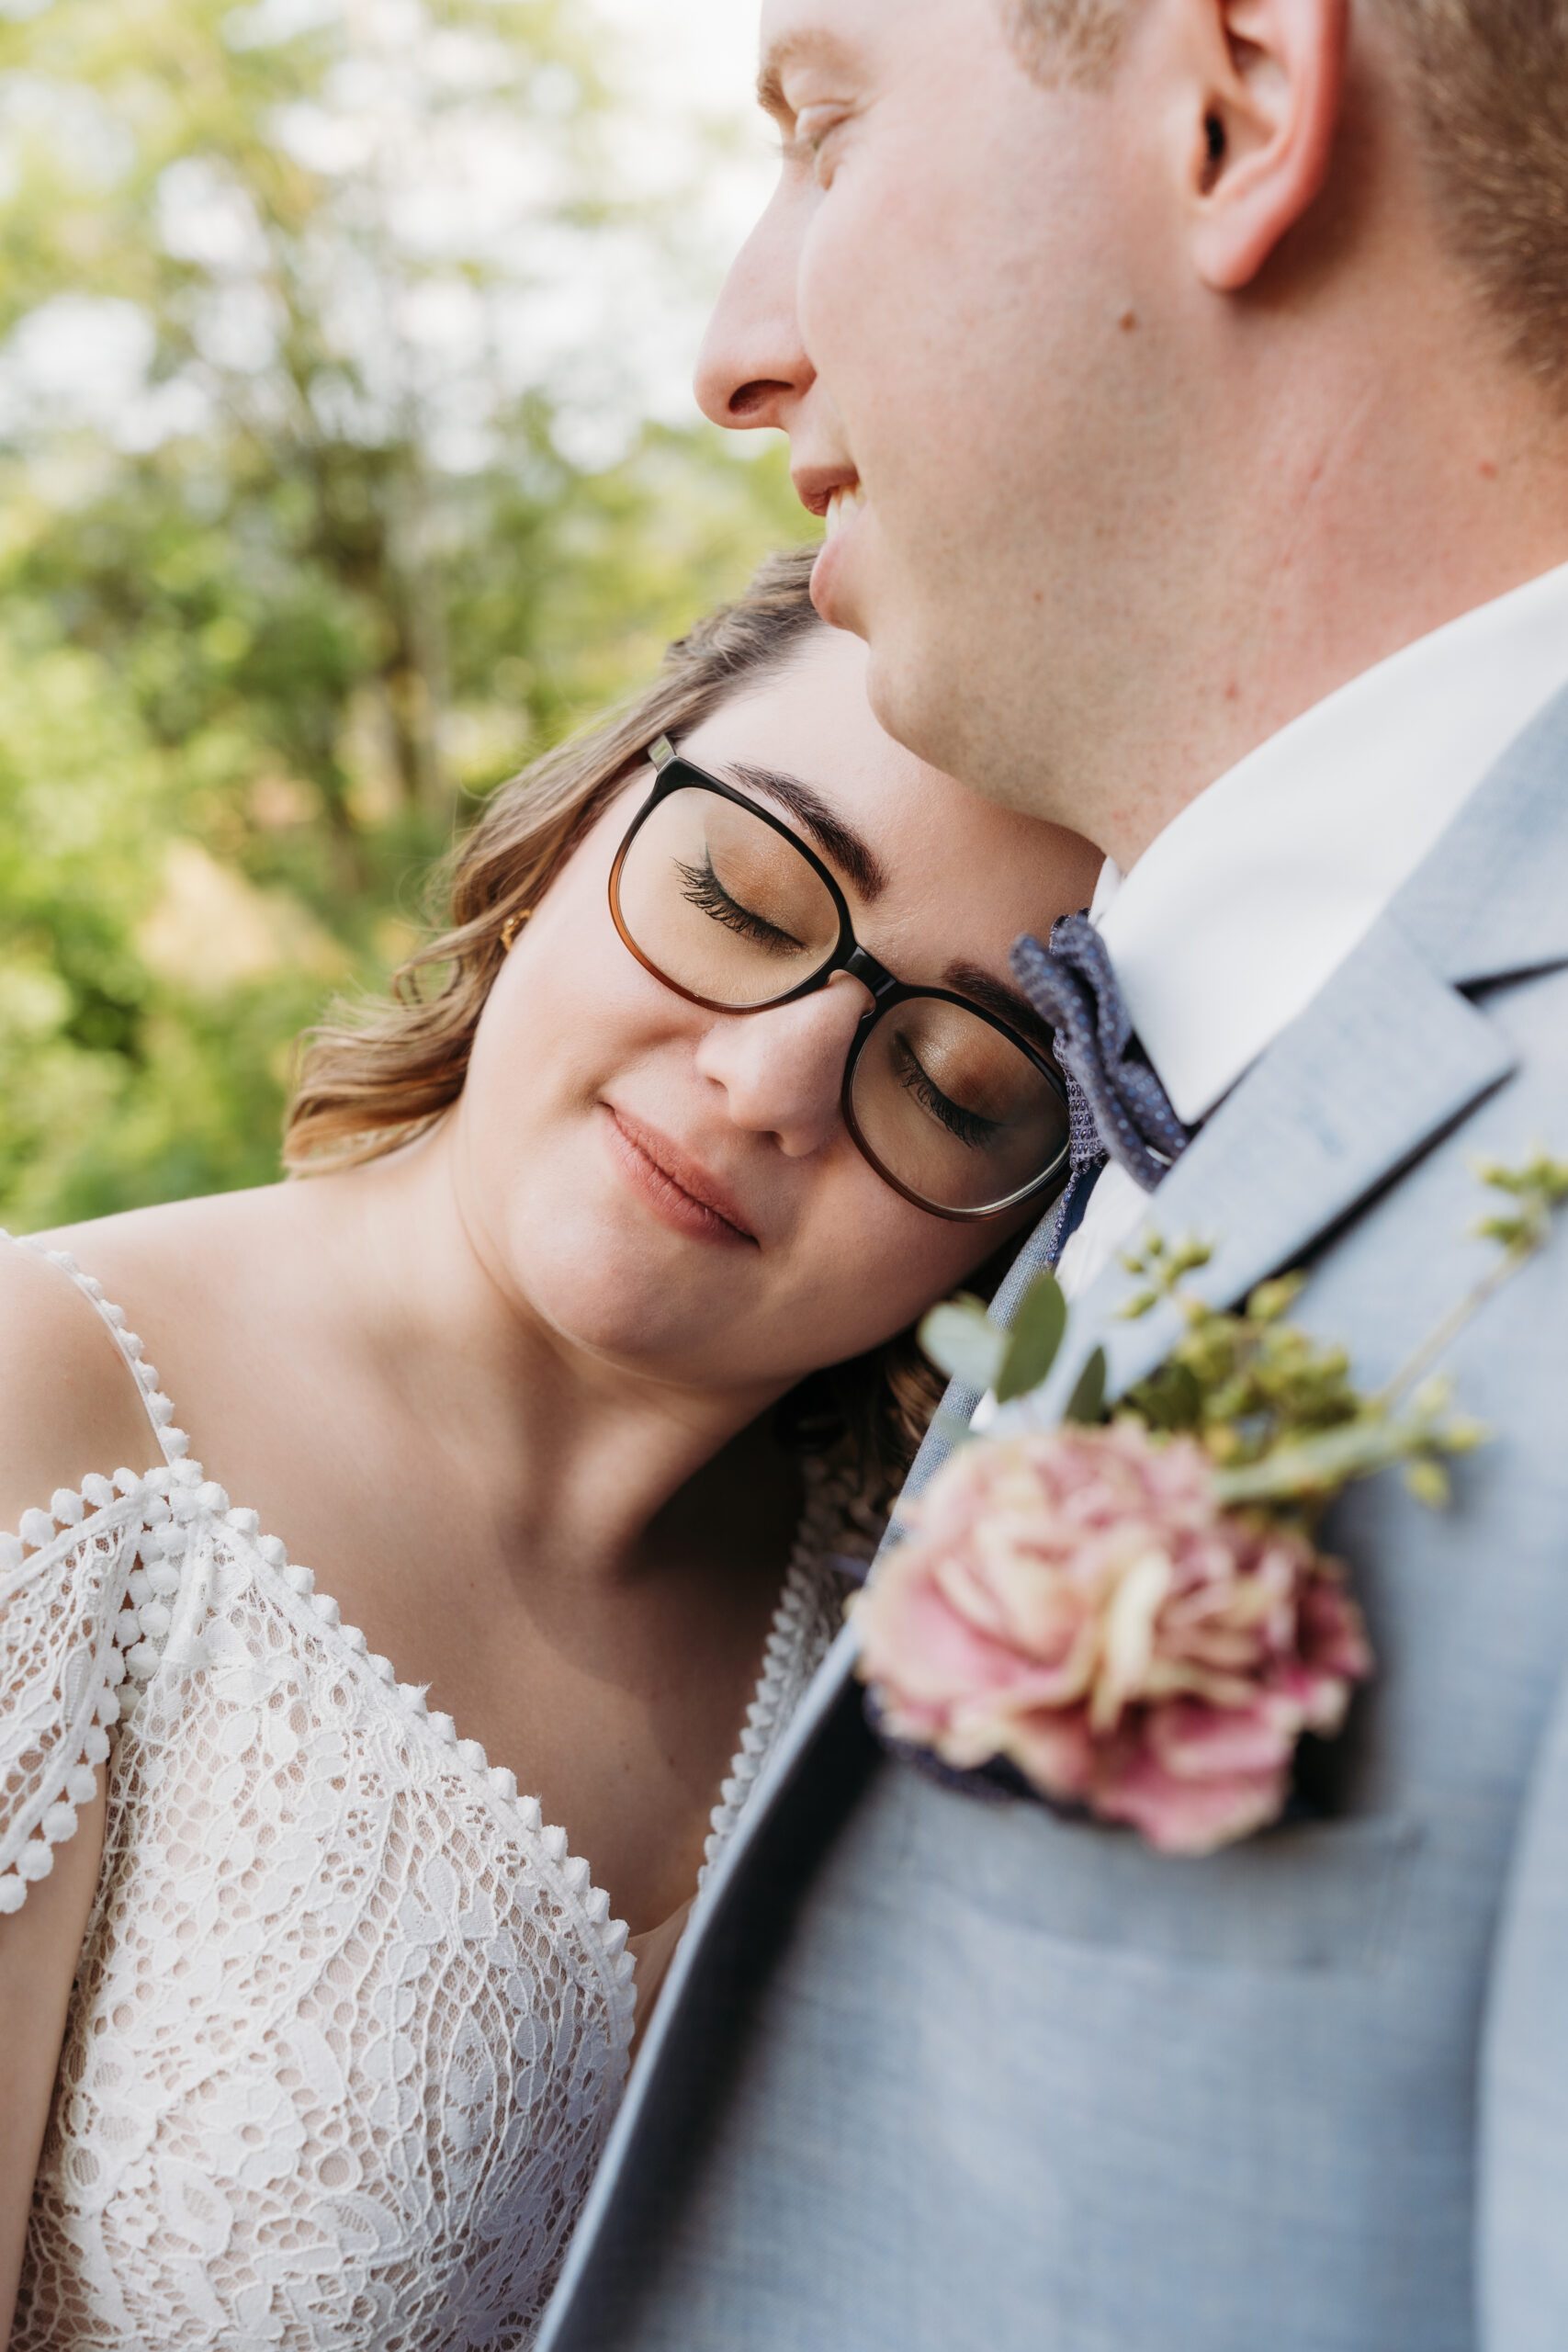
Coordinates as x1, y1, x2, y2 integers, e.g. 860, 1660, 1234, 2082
602, 1106, 760, 1249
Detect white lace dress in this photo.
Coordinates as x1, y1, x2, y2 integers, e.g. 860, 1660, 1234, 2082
0, 1234, 862, 2350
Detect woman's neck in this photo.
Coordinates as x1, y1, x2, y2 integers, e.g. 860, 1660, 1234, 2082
297, 1124, 793, 1593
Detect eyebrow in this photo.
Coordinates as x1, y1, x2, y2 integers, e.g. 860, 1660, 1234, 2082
756, 28, 861, 122
942, 960, 1058, 1061
720, 761, 888, 901
703, 760, 1054, 1050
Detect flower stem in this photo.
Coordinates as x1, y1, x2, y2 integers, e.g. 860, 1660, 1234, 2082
1378, 1236, 1535, 1409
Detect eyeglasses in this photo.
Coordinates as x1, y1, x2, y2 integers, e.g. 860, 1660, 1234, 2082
607, 739, 1071, 1220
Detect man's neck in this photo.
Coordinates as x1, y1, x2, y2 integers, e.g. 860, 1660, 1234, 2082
1086, 377, 1568, 874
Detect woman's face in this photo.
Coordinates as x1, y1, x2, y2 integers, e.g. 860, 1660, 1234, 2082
455, 626, 1102, 1408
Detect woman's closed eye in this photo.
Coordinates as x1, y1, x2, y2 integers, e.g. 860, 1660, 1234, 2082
891, 1034, 1005, 1150
676, 856, 805, 955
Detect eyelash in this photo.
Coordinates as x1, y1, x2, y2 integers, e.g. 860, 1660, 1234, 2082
891, 1035, 1000, 1151
675, 842, 1014, 1147
677, 858, 804, 955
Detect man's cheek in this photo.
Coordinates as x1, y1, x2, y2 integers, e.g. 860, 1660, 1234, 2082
798, 188, 894, 373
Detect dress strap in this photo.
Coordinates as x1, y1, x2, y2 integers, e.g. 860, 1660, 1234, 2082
0, 1231, 191, 1469
696, 1453, 873, 1889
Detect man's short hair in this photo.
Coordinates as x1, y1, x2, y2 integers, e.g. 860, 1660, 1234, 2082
1003, 0, 1568, 392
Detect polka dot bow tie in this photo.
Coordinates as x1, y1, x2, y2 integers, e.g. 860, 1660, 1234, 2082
1010, 914, 1193, 1250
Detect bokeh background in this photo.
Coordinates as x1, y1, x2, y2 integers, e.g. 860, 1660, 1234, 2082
0, 0, 800, 1229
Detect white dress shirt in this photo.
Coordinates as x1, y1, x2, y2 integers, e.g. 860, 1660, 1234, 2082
1055, 558, 1568, 1300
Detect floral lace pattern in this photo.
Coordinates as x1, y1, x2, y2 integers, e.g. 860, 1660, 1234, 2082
0, 1236, 861, 2349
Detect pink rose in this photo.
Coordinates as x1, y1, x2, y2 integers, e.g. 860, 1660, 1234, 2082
855, 1423, 1372, 1855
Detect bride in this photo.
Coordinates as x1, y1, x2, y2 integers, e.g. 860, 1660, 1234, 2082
0, 548, 1099, 2348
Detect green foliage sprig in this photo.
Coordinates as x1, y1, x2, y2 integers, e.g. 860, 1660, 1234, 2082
920, 1152, 1568, 1522
1115, 1236, 1484, 1515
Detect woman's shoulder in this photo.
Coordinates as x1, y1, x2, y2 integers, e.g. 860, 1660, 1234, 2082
0, 1225, 165, 1533
0, 1221, 182, 1919
0, 1185, 321, 1533
0, 1189, 288, 1522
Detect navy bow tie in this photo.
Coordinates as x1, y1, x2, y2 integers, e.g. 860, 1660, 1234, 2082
1011, 914, 1191, 1257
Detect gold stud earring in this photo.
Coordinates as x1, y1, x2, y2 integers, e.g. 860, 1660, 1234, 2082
499, 910, 532, 953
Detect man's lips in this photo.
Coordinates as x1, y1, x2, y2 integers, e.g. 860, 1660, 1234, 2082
791, 461, 861, 519
602, 1105, 761, 1246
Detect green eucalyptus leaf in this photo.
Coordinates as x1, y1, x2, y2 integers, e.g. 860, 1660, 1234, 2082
994, 1272, 1068, 1404
1062, 1344, 1108, 1426
919, 1295, 1007, 1394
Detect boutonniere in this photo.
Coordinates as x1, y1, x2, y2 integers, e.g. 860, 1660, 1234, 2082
853, 1153, 1568, 1855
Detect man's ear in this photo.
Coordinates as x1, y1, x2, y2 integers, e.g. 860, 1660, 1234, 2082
1171, 0, 1348, 290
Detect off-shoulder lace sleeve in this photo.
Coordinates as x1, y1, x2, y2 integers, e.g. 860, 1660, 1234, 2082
0, 1471, 157, 1915
0, 1232, 194, 1917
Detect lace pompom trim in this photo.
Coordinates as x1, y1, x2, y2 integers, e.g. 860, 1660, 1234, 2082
227, 1467, 857, 2021
699, 1454, 865, 1886
2, 1235, 192, 1468
0, 1234, 863, 1987
0, 1465, 184, 1917
213, 1512, 642, 2028
0, 1236, 209, 1916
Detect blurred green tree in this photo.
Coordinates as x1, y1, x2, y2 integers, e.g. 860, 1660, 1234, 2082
0, 0, 802, 1227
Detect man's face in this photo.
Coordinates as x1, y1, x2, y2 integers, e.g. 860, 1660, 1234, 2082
696, 0, 1177, 832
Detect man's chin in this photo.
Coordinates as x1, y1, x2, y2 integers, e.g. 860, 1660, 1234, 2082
807, 527, 867, 638
860, 634, 942, 766
862, 628, 992, 801
808, 539, 975, 785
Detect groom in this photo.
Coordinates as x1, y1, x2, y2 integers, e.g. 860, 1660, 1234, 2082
538, 1, 1568, 2346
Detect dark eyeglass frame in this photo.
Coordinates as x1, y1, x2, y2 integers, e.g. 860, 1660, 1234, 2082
607, 736, 1071, 1222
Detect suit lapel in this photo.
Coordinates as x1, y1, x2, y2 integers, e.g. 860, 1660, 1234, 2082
1384, 668, 1568, 992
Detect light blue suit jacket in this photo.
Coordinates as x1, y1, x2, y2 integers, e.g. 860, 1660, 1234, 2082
537, 684, 1568, 2352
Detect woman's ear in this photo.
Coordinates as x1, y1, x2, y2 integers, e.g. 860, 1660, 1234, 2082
1168, 0, 1348, 291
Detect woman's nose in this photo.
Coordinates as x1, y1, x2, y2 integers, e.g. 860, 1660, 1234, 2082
694, 972, 871, 1158
693, 183, 817, 434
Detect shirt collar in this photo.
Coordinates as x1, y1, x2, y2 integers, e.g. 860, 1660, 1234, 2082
1090, 558, 1568, 1125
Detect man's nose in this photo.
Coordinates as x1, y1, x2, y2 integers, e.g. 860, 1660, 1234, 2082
694, 184, 817, 434
694, 973, 871, 1158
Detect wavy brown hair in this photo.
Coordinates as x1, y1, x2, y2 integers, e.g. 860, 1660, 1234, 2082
286, 547, 1011, 1488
